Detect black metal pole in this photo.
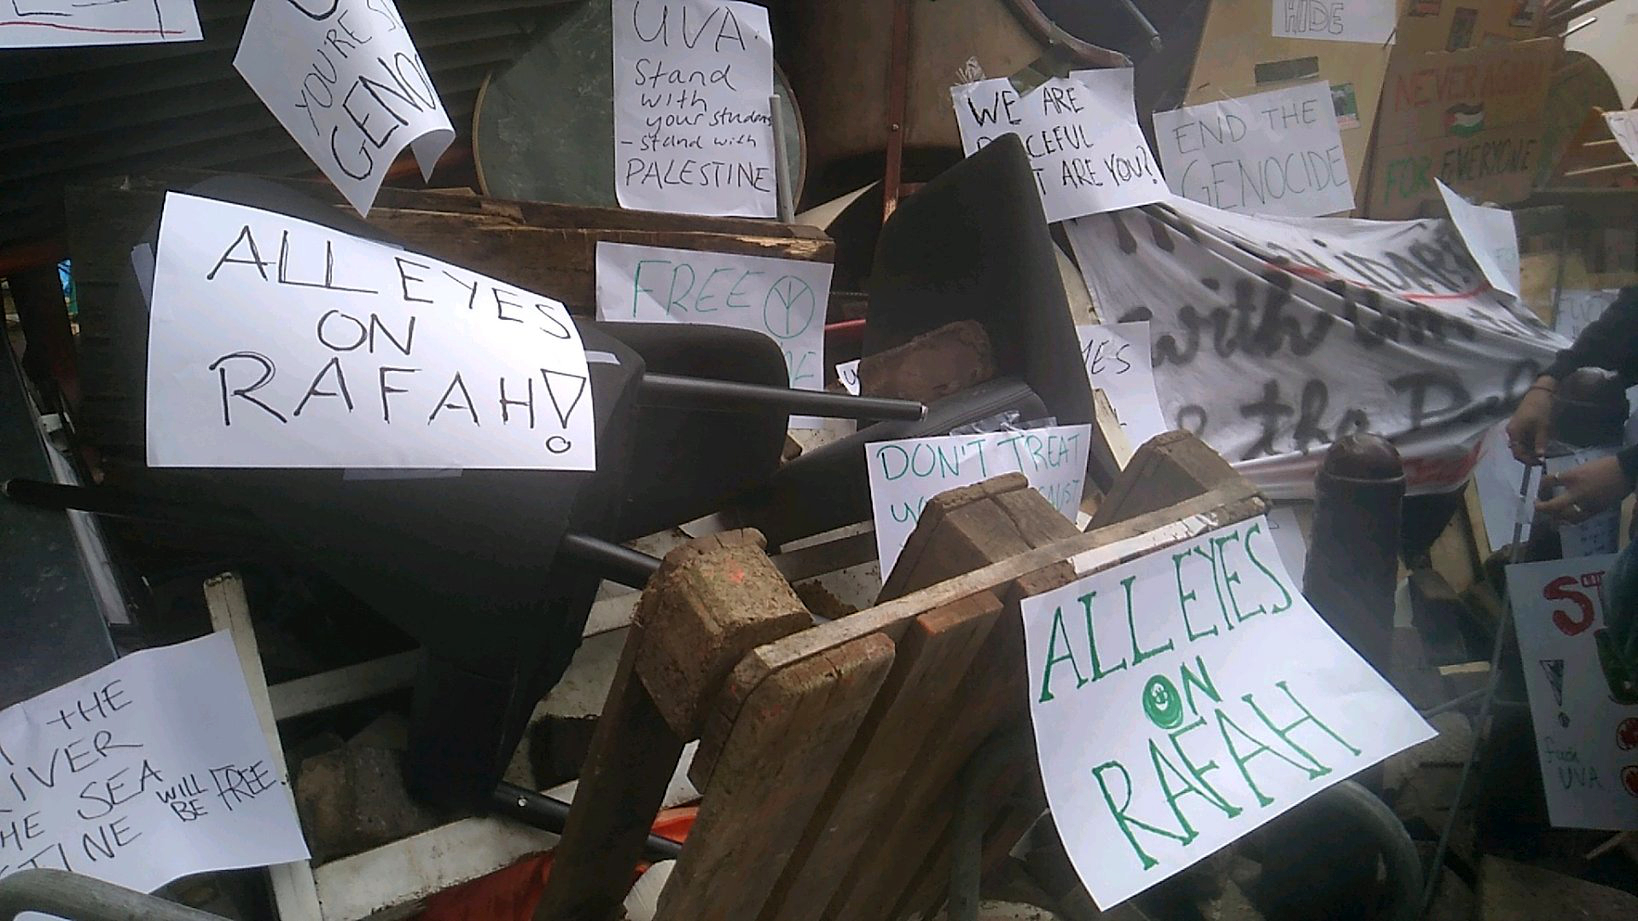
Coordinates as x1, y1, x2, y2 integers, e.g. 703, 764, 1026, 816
558, 533, 662, 589
490, 782, 683, 862
639, 373, 925, 422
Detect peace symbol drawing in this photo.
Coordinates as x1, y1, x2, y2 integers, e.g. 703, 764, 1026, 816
762, 275, 818, 341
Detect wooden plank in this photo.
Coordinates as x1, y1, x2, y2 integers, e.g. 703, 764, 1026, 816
652, 634, 896, 921
268, 650, 420, 722
825, 565, 1076, 921
1090, 430, 1243, 530
896, 759, 1039, 921
757, 592, 1005, 921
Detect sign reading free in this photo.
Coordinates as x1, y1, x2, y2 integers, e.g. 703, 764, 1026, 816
1019, 517, 1433, 907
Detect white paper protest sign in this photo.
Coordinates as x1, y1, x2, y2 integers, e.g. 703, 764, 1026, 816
0, 633, 308, 890
1076, 322, 1168, 447
147, 192, 595, 470
612, 0, 777, 217
1554, 289, 1623, 340
0, 0, 200, 48
595, 241, 830, 427
1437, 180, 1521, 301
867, 425, 1091, 579
1152, 82, 1353, 218
235, 0, 453, 217
1065, 198, 1566, 499
951, 70, 1168, 223
1606, 110, 1638, 169
836, 359, 860, 396
1021, 516, 1433, 907
1506, 554, 1638, 830
1271, 0, 1397, 44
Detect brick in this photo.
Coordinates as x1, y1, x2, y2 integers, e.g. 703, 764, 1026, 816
858, 319, 996, 404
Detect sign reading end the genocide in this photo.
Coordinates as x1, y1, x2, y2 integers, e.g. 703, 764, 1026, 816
235, 0, 454, 217
1152, 82, 1354, 218
612, 0, 778, 217
951, 70, 1168, 223
1020, 517, 1433, 907
867, 425, 1091, 579
1506, 555, 1638, 830
147, 192, 596, 470
0, 0, 201, 48
0, 633, 308, 892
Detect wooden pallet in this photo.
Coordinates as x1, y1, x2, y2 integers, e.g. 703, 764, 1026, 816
536, 434, 1265, 921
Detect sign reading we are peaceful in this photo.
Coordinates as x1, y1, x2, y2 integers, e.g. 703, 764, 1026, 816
147, 193, 596, 470
613, 0, 777, 217
1020, 517, 1433, 907
867, 425, 1091, 579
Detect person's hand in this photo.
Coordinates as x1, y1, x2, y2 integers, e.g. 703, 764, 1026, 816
1507, 379, 1556, 463
1537, 456, 1633, 525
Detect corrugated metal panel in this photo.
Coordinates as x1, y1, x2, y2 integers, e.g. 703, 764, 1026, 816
0, 0, 577, 251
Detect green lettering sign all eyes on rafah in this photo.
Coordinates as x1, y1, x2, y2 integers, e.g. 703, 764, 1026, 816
1018, 517, 1434, 908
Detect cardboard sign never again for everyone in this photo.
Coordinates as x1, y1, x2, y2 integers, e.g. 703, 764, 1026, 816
595, 240, 831, 427
0, 633, 308, 891
235, 0, 453, 217
146, 193, 596, 470
612, 0, 778, 217
867, 425, 1091, 579
1021, 517, 1433, 908
951, 70, 1168, 223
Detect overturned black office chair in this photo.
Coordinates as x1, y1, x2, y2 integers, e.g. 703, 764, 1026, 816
23, 175, 920, 821
738, 134, 1117, 550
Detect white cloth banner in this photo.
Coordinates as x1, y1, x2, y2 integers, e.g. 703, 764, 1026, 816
235, 0, 453, 217
594, 240, 830, 427
1065, 198, 1566, 498
1020, 516, 1433, 908
867, 425, 1091, 579
612, 0, 777, 217
1437, 180, 1521, 302
1271, 0, 1397, 44
0, 633, 308, 890
147, 193, 595, 470
0, 0, 200, 48
1506, 554, 1638, 830
1152, 81, 1354, 218
1077, 321, 1168, 447
951, 70, 1167, 223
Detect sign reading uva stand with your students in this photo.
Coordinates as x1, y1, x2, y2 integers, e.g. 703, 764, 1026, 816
1019, 516, 1433, 908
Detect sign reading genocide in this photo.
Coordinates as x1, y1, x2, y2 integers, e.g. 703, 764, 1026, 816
235, 0, 453, 218
1506, 554, 1638, 830
1020, 517, 1433, 908
866, 425, 1091, 579
146, 193, 596, 470
1270, 0, 1397, 44
0, 0, 201, 47
1152, 82, 1354, 219
950, 70, 1168, 223
0, 633, 309, 890
612, 0, 777, 218
1065, 197, 1565, 499
595, 241, 831, 427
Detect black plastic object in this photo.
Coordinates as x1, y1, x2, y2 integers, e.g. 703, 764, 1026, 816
739, 135, 1103, 547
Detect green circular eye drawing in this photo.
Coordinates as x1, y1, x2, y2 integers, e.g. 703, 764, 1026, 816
1143, 675, 1184, 730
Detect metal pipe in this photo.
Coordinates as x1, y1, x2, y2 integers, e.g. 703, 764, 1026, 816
639, 372, 925, 421
558, 533, 661, 588
949, 733, 1028, 921
0, 869, 228, 921
771, 93, 797, 223
490, 782, 683, 863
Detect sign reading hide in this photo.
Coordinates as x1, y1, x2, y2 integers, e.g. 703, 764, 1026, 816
1065, 198, 1566, 499
147, 193, 596, 470
235, 0, 453, 217
1021, 517, 1433, 908
1506, 554, 1638, 830
951, 70, 1168, 222
612, 0, 778, 217
0, 633, 309, 891
0, 0, 200, 47
1271, 0, 1397, 45
866, 425, 1091, 579
1366, 38, 1559, 218
595, 241, 831, 427
1152, 82, 1354, 218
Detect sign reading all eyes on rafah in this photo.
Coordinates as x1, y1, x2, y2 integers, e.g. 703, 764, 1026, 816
1019, 516, 1433, 909
146, 193, 596, 471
